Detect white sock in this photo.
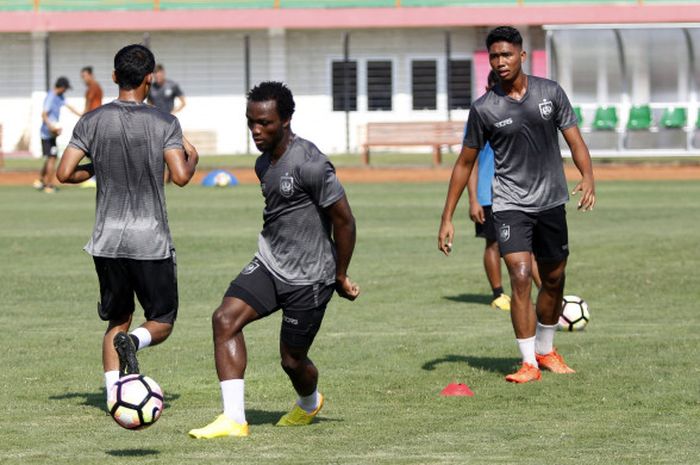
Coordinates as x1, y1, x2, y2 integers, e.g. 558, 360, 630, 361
516, 336, 537, 366
535, 322, 558, 355
105, 370, 120, 399
297, 389, 319, 413
221, 379, 246, 424
130, 327, 152, 351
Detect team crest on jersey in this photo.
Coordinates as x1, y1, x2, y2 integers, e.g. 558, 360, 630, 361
539, 100, 554, 120
241, 260, 260, 275
499, 224, 511, 242
279, 173, 294, 198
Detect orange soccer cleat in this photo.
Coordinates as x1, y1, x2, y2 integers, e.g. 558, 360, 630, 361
536, 348, 576, 374
505, 363, 542, 383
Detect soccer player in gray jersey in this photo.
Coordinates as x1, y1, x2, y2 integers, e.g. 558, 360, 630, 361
56, 44, 198, 403
438, 26, 595, 384
189, 81, 360, 439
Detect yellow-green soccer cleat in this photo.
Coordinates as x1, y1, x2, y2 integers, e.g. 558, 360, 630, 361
491, 294, 511, 311
188, 414, 249, 439
276, 393, 325, 426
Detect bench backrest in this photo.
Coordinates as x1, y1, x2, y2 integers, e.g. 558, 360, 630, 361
365, 121, 465, 145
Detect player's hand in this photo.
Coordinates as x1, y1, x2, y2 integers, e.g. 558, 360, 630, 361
572, 176, 596, 211
438, 219, 454, 256
336, 275, 360, 301
50, 125, 62, 136
469, 201, 485, 224
183, 137, 199, 165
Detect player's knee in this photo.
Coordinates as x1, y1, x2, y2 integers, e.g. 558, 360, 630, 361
280, 351, 306, 373
541, 271, 565, 291
212, 306, 238, 333
280, 357, 301, 374
509, 263, 532, 289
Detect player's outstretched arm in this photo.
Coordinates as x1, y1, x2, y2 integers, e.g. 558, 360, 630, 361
327, 195, 360, 301
562, 126, 596, 211
66, 104, 82, 117
164, 137, 198, 187
438, 145, 478, 255
56, 146, 94, 184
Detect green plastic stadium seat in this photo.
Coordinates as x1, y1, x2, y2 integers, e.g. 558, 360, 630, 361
573, 106, 583, 126
660, 107, 687, 129
592, 106, 618, 131
626, 105, 652, 130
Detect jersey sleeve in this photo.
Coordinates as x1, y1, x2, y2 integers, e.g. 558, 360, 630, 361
299, 153, 345, 209
42, 94, 54, 114
164, 118, 184, 151
68, 117, 90, 154
464, 106, 486, 150
172, 83, 184, 97
554, 83, 578, 130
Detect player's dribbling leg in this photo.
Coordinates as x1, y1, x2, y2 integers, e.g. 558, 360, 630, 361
503, 252, 542, 383
276, 342, 324, 426
188, 298, 258, 439
534, 260, 575, 374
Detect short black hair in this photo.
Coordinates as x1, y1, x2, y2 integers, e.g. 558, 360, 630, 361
81, 66, 93, 75
114, 44, 155, 90
486, 26, 523, 49
247, 81, 295, 121
155, 63, 165, 72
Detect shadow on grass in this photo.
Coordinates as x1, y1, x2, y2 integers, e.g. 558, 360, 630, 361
48, 390, 180, 411
422, 354, 520, 375
246, 409, 343, 426
106, 449, 159, 457
443, 293, 492, 306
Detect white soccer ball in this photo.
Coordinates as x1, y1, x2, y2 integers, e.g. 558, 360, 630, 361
107, 374, 164, 430
213, 171, 231, 187
557, 295, 590, 331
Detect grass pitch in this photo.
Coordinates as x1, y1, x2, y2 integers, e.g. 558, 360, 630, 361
0, 180, 698, 464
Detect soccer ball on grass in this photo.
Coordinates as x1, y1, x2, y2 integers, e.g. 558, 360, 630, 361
557, 295, 590, 331
107, 374, 164, 429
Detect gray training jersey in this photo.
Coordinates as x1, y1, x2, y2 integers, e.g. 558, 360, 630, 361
254, 136, 345, 286
464, 75, 577, 213
68, 100, 184, 259
148, 79, 183, 114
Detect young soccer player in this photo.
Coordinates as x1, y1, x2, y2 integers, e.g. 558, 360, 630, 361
466, 72, 542, 310
56, 44, 198, 402
189, 81, 360, 439
34, 76, 81, 193
438, 26, 595, 383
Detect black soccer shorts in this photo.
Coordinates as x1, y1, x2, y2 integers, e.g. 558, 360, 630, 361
225, 258, 334, 348
493, 204, 570, 263
93, 254, 178, 324
41, 138, 58, 158
474, 205, 498, 242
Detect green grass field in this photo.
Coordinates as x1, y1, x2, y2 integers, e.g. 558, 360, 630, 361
1, 180, 698, 464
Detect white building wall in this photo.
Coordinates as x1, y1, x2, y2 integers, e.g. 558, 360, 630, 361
0, 33, 34, 154
2, 26, 694, 157
286, 28, 478, 153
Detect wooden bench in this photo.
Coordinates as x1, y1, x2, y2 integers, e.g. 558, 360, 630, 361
184, 130, 218, 156
362, 121, 465, 165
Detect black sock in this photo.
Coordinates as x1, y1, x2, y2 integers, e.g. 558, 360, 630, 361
129, 334, 140, 350
492, 287, 504, 299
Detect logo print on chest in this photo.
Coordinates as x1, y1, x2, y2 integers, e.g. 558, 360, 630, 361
539, 100, 553, 120
280, 173, 294, 198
